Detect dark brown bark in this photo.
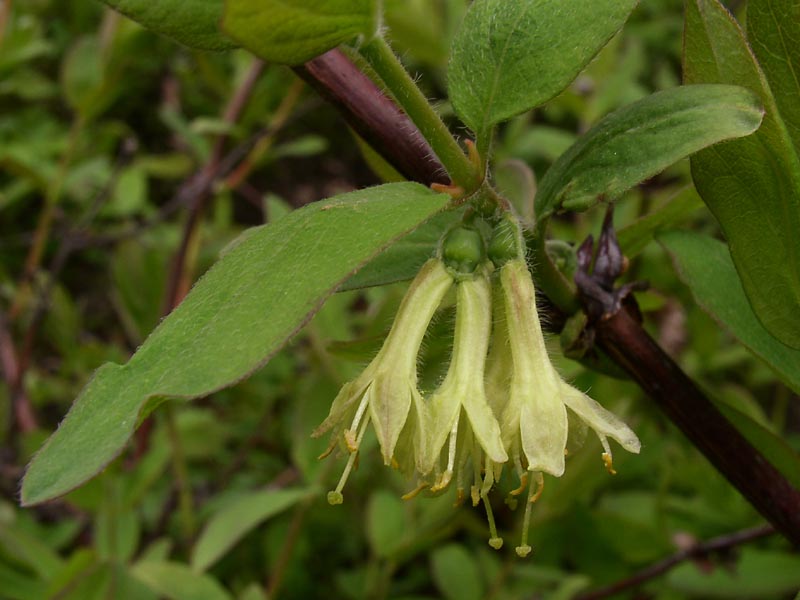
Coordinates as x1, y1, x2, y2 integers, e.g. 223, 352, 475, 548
295, 49, 449, 186
595, 307, 800, 544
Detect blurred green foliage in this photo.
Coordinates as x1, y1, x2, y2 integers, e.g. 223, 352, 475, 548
1, 1, 798, 599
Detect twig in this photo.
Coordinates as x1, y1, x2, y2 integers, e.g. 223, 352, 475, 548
162, 59, 266, 311
0, 0, 11, 41
9, 117, 84, 319
0, 311, 37, 435
18, 138, 138, 375
595, 306, 800, 544
575, 214, 800, 546
294, 49, 449, 186
575, 524, 776, 600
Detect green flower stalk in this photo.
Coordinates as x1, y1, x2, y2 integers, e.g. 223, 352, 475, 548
313, 258, 453, 504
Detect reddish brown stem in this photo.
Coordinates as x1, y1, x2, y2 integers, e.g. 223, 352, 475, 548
575, 524, 775, 600
163, 60, 266, 312
0, 312, 37, 434
595, 307, 800, 545
294, 49, 449, 186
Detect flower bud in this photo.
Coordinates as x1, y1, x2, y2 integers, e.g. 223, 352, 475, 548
488, 214, 525, 266
441, 226, 485, 276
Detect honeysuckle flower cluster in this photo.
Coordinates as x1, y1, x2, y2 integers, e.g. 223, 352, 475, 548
314, 215, 640, 556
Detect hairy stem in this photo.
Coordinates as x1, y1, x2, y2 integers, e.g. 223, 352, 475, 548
359, 37, 477, 188
294, 49, 449, 186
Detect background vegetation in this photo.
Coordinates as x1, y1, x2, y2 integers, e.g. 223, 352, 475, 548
1, 0, 799, 599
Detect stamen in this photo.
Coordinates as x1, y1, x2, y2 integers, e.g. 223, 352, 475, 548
470, 485, 480, 507
470, 434, 482, 507
510, 472, 528, 497
454, 487, 466, 507
327, 412, 371, 505
344, 430, 358, 453
431, 420, 460, 492
516, 472, 541, 557
483, 491, 503, 550
602, 452, 616, 475
345, 391, 371, 449
317, 438, 337, 460
530, 472, 544, 504
600, 436, 616, 474
401, 482, 428, 500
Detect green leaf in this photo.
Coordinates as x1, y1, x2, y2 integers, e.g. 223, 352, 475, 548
101, 0, 236, 51
132, 561, 231, 600
222, 0, 377, 65
617, 186, 705, 257
658, 230, 800, 394
535, 84, 763, 223
448, 0, 638, 144
430, 544, 484, 600
191, 487, 314, 572
494, 159, 536, 225
21, 183, 450, 505
61, 37, 106, 120
340, 209, 461, 291
747, 0, 800, 155
684, 0, 800, 348
0, 523, 63, 578
366, 491, 409, 558
714, 401, 800, 490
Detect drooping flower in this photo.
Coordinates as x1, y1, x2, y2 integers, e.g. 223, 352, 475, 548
313, 258, 453, 504
491, 257, 641, 556
317, 212, 641, 558
417, 264, 509, 547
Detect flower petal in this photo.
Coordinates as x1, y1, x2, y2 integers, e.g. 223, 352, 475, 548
312, 377, 370, 437
369, 372, 415, 465
516, 380, 568, 476
560, 382, 641, 454
419, 380, 463, 475
501, 259, 568, 475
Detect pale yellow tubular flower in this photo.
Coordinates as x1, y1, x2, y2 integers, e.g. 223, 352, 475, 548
420, 267, 507, 489
313, 258, 453, 503
500, 258, 569, 478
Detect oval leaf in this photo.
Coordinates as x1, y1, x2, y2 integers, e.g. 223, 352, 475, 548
192, 488, 314, 572
132, 562, 231, 600
340, 209, 462, 291
222, 0, 377, 65
101, 0, 236, 51
747, 0, 800, 155
684, 0, 800, 348
535, 84, 763, 223
21, 183, 450, 506
658, 230, 800, 394
431, 544, 484, 600
448, 0, 638, 143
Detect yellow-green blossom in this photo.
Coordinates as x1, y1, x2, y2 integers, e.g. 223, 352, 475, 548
420, 266, 507, 487
492, 257, 641, 555
313, 258, 453, 503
